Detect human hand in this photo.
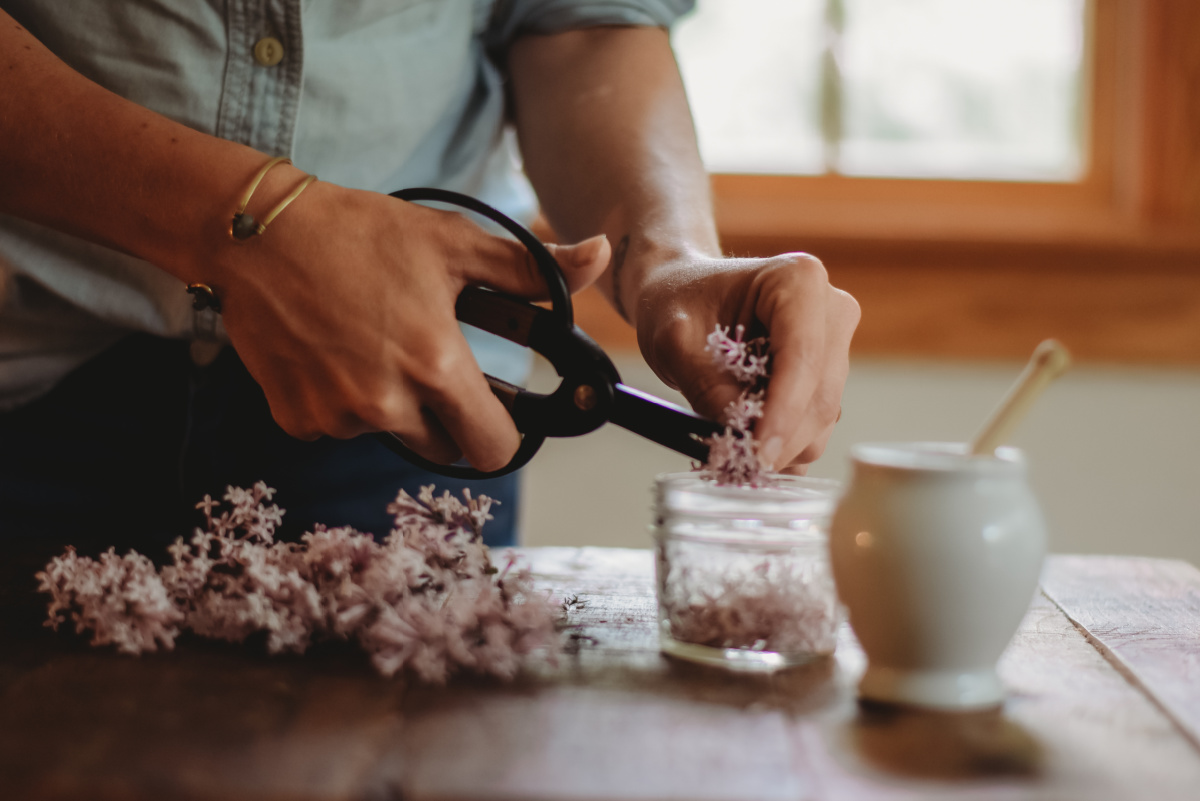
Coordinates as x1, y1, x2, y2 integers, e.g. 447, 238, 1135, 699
634, 253, 859, 474
196, 175, 610, 471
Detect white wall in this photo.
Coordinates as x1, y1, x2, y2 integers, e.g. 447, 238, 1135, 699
519, 355, 1200, 568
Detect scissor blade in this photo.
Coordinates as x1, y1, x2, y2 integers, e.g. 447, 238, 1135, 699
609, 383, 724, 462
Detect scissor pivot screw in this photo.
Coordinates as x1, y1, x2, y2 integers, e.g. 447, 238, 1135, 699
573, 384, 598, 411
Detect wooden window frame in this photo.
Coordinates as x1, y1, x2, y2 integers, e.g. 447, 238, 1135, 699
577, 0, 1200, 363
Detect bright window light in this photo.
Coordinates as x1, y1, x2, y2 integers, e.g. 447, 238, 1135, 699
672, 0, 1088, 181
672, 0, 827, 175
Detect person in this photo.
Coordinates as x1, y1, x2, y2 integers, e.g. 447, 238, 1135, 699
0, 1, 859, 549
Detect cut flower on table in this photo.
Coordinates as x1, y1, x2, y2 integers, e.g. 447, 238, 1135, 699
37, 482, 564, 683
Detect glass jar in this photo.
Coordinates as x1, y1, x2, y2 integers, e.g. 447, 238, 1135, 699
653, 472, 842, 671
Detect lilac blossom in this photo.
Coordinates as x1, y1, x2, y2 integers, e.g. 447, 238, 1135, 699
39, 547, 184, 655
37, 484, 564, 683
700, 324, 774, 486
660, 548, 839, 656
705, 324, 770, 385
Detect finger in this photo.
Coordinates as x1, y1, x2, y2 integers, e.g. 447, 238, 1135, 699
426, 371, 525, 472
266, 362, 469, 464
546, 237, 612, 293
254, 366, 327, 442
460, 230, 611, 299
386, 407, 464, 467
765, 288, 858, 468
410, 330, 526, 472
270, 410, 323, 442
770, 362, 847, 467
784, 410, 838, 470
671, 348, 747, 425
752, 255, 831, 459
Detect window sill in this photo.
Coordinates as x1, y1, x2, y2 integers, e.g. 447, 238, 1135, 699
570, 175, 1200, 366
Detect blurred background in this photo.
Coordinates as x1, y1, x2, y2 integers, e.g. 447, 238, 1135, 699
518, 0, 1200, 567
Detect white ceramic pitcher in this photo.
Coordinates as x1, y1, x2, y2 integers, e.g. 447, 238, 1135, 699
829, 442, 1046, 710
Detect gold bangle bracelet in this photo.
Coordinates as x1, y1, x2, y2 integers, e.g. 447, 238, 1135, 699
197, 159, 315, 311
229, 155, 292, 241
254, 173, 318, 235
186, 282, 222, 312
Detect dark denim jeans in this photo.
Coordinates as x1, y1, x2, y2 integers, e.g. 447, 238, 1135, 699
0, 334, 519, 553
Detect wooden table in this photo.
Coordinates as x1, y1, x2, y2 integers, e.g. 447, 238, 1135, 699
2, 546, 1199, 800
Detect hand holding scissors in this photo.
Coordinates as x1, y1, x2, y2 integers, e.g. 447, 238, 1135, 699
375, 188, 724, 480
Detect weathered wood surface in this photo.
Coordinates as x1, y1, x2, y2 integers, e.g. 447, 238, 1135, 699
1040, 555, 1200, 751
2, 547, 1200, 800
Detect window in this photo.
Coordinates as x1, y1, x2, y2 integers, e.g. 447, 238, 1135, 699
574, 1, 1200, 364
674, 0, 1088, 181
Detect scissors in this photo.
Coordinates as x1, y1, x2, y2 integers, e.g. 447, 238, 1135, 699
374, 188, 725, 480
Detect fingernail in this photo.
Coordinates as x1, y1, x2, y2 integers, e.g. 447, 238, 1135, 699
759, 436, 783, 471
568, 234, 608, 268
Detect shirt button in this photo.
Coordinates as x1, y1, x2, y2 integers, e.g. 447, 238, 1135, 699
253, 37, 284, 67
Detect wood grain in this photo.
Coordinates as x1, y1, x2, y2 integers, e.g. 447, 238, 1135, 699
1139, 1, 1200, 225
395, 548, 831, 801
795, 592, 1200, 800
5, 547, 1200, 800
570, 251, 1200, 364
822, 248, 1200, 364
1040, 555, 1200, 751
0, 643, 407, 800
391, 549, 1200, 801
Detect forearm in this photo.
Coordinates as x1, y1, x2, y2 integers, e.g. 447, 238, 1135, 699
507, 26, 721, 324
510, 25, 858, 469
0, 11, 299, 285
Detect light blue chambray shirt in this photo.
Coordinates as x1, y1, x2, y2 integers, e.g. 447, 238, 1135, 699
0, 0, 693, 410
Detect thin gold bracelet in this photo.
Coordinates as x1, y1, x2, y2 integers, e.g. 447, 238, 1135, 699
229, 155, 291, 241
254, 173, 318, 235
195, 159, 317, 311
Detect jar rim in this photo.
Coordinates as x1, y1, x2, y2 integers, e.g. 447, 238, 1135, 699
654, 472, 839, 523
849, 442, 1027, 474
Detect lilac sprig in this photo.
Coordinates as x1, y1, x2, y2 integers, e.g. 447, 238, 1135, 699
699, 324, 775, 486
705, 324, 770, 385
37, 483, 564, 683
39, 547, 184, 655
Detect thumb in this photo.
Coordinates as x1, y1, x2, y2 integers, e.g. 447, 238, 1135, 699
462, 232, 611, 299
544, 234, 611, 294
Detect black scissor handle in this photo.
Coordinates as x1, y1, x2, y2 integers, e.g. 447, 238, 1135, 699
372, 188, 574, 480
392, 188, 573, 328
